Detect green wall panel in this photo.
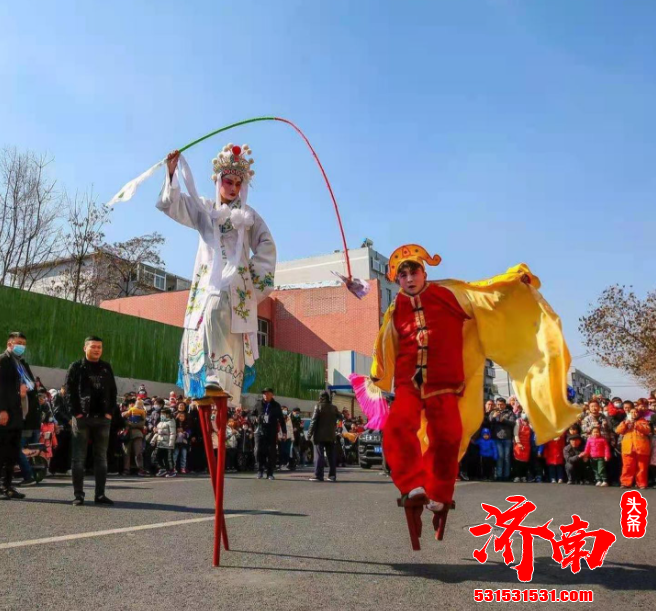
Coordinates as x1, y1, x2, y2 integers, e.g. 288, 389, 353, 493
0, 286, 180, 382
0, 286, 325, 400
252, 345, 325, 401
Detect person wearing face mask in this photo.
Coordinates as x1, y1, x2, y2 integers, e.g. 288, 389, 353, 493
0, 332, 39, 499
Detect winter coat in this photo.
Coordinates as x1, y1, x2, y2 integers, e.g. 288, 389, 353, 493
52, 392, 72, 429
255, 399, 286, 440
226, 427, 239, 450
615, 419, 652, 456
154, 417, 177, 450
513, 419, 531, 462
489, 408, 516, 440
476, 429, 498, 459
308, 398, 340, 444
123, 406, 146, 439
65, 358, 117, 419
0, 350, 39, 431
39, 422, 58, 459
543, 435, 566, 465
581, 413, 610, 438
581, 436, 611, 461
563, 443, 584, 466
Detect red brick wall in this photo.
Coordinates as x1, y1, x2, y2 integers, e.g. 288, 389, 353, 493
271, 281, 380, 363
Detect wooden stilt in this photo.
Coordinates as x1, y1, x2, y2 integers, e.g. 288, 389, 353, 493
431, 500, 456, 541
397, 496, 426, 551
196, 390, 231, 566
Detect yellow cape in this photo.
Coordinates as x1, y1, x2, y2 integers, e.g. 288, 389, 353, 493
371, 264, 580, 458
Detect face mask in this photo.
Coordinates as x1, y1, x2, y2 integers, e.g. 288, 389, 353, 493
614, 402, 621, 408
282, 411, 288, 416
11, 345, 26, 357
520, 413, 528, 420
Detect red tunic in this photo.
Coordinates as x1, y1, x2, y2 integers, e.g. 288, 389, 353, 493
393, 284, 469, 398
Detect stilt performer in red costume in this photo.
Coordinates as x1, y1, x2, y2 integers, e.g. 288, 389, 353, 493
351, 245, 580, 550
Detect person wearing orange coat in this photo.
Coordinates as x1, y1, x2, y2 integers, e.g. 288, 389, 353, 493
616, 407, 652, 489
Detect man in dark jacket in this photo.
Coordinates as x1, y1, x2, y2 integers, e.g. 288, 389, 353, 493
489, 397, 516, 481
0, 332, 39, 499
255, 388, 286, 480
308, 391, 340, 482
66, 336, 118, 506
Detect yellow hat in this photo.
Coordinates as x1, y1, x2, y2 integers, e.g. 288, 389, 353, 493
387, 244, 442, 282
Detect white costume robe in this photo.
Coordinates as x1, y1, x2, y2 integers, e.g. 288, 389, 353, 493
157, 161, 276, 405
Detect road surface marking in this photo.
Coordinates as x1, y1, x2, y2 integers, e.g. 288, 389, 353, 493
0, 510, 278, 551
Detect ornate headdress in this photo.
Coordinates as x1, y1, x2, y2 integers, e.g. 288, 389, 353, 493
211, 143, 255, 183
387, 244, 442, 282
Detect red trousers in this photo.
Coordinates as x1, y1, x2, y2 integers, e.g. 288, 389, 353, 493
620, 453, 650, 488
383, 386, 462, 504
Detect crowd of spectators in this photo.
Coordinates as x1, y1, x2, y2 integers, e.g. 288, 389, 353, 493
30, 383, 364, 481
459, 395, 656, 490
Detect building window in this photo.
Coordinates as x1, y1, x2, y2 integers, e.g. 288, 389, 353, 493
257, 318, 270, 347
386, 288, 392, 306
154, 273, 166, 291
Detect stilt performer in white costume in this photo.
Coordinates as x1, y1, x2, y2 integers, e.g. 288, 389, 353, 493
159, 145, 275, 404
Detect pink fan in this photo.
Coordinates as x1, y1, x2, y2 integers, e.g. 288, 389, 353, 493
349, 374, 390, 430
332, 271, 371, 300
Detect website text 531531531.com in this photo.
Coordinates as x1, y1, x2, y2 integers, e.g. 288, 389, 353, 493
474, 589, 594, 603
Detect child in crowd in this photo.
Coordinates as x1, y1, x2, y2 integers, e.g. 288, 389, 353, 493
40, 409, 58, 467
581, 426, 611, 486
543, 433, 566, 483
173, 425, 190, 474
151, 407, 177, 478
475, 428, 497, 481
512, 411, 531, 483
563, 434, 585, 485
616, 407, 652, 489
226, 419, 239, 472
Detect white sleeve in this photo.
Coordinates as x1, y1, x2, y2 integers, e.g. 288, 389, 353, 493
156, 169, 211, 232
248, 209, 277, 303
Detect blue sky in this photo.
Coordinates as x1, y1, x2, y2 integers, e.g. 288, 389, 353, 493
2, 1, 654, 396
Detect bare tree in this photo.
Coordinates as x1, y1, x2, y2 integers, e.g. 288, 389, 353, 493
98, 233, 166, 299
0, 147, 64, 288
57, 191, 111, 303
579, 285, 656, 389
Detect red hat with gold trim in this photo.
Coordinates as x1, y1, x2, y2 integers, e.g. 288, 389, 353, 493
387, 244, 442, 282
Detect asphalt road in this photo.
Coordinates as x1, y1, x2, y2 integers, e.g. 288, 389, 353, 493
1, 467, 654, 610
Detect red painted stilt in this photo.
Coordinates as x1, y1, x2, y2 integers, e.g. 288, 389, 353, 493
197, 390, 231, 566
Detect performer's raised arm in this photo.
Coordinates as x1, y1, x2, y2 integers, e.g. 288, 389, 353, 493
156, 150, 210, 232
